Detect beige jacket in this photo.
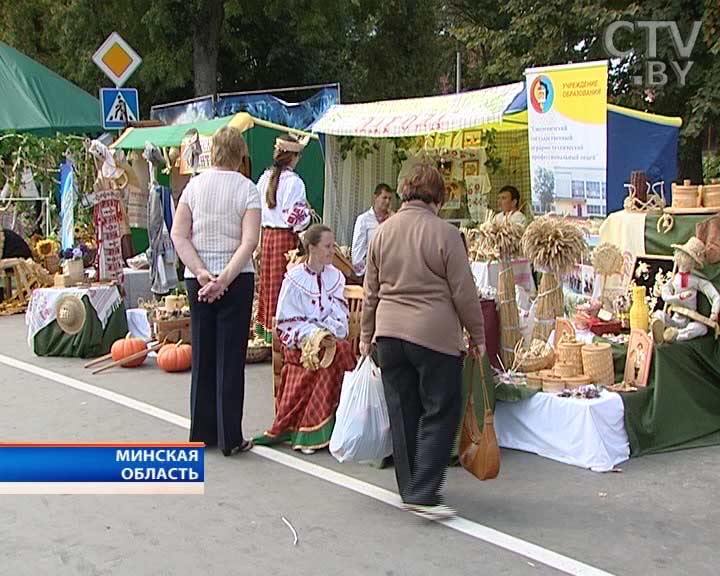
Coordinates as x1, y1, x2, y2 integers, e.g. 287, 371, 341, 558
360, 201, 485, 356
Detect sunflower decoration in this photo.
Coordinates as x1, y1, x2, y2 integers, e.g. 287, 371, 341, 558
35, 238, 57, 257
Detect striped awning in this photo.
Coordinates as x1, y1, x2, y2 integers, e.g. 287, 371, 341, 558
311, 83, 525, 137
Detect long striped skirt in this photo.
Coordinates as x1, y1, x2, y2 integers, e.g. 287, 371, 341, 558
254, 340, 356, 451
256, 227, 298, 342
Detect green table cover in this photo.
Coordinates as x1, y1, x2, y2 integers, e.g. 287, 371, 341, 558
605, 336, 720, 457
33, 296, 128, 358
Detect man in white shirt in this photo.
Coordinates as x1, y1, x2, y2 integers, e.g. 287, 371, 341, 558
351, 183, 394, 276
493, 185, 527, 228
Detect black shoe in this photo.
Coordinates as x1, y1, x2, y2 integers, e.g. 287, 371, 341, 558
222, 440, 253, 457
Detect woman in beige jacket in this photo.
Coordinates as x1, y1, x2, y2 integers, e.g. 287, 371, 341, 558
360, 163, 486, 520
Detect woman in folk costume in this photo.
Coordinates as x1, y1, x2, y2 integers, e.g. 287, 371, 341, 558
255, 133, 312, 343
254, 224, 356, 454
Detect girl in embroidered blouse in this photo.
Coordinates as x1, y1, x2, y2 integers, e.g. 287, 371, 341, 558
254, 224, 356, 454
255, 133, 313, 344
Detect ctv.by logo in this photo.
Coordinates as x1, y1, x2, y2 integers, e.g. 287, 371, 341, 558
603, 21, 702, 86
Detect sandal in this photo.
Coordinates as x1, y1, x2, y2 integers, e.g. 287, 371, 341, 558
222, 439, 253, 457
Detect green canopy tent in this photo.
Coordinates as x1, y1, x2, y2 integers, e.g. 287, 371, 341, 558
0, 41, 102, 135
112, 113, 325, 213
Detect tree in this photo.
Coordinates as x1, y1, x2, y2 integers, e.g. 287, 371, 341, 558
534, 167, 556, 213
445, 0, 720, 181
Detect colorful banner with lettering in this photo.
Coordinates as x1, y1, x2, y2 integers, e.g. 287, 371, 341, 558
525, 61, 608, 217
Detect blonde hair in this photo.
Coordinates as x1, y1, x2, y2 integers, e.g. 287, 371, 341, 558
400, 163, 446, 205
266, 134, 302, 209
211, 126, 248, 171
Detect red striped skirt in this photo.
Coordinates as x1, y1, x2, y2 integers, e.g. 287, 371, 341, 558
267, 340, 356, 446
256, 228, 299, 334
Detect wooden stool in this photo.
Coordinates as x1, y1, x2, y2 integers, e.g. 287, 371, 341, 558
0, 258, 34, 304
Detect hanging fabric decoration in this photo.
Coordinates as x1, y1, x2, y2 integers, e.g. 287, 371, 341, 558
59, 159, 76, 250
92, 189, 125, 285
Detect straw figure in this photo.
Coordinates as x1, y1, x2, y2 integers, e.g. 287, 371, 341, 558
522, 216, 588, 342
592, 242, 624, 308
477, 213, 524, 366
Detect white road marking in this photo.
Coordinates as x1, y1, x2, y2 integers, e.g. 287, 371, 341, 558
0, 354, 616, 576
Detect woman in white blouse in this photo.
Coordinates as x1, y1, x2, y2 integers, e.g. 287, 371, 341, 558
255, 133, 312, 343
171, 127, 261, 456
254, 224, 356, 454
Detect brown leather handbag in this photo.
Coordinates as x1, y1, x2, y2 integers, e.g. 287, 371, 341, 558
459, 359, 500, 480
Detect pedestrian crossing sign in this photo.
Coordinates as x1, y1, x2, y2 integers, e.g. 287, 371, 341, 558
100, 88, 139, 130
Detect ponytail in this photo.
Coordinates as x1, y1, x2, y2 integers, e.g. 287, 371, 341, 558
266, 166, 282, 209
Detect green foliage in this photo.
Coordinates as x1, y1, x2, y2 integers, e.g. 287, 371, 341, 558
703, 152, 720, 181
534, 167, 555, 212
0, 133, 96, 232
338, 137, 380, 160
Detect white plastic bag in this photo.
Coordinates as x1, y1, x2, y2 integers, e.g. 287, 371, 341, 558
330, 357, 392, 463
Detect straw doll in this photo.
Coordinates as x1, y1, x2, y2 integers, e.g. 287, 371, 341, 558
522, 216, 588, 343
651, 237, 720, 343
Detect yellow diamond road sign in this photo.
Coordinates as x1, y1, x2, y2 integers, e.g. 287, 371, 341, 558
92, 32, 141, 87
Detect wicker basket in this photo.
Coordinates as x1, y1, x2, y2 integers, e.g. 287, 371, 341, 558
525, 372, 543, 390
543, 376, 566, 393
581, 343, 614, 386
565, 375, 592, 389
558, 341, 584, 368
517, 348, 555, 373
554, 362, 580, 378
671, 180, 700, 208
702, 182, 720, 208
247, 345, 272, 364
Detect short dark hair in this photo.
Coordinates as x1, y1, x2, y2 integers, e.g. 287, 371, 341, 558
374, 183, 393, 197
399, 164, 446, 205
499, 185, 521, 208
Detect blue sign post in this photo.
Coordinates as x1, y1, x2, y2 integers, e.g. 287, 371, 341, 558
100, 88, 139, 130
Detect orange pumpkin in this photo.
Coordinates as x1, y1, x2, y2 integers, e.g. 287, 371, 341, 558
110, 334, 147, 367
157, 341, 192, 372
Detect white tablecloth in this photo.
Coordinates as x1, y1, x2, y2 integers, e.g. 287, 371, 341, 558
471, 259, 536, 295
123, 267, 152, 309
26, 285, 122, 346
495, 390, 630, 472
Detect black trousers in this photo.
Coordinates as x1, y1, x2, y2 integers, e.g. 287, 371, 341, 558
186, 273, 254, 452
376, 337, 463, 506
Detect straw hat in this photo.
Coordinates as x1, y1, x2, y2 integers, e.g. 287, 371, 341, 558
671, 236, 706, 268
55, 295, 86, 335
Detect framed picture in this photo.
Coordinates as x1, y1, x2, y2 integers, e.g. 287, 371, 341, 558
623, 328, 653, 387
463, 160, 480, 178
630, 255, 674, 312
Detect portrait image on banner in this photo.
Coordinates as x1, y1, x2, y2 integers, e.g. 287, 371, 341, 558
526, 61, 608, 218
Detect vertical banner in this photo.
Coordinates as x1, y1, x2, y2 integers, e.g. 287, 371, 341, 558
526, 61, 608, 217
59, 160, 75, 250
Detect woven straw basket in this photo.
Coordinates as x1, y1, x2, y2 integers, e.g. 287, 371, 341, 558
565, 375, 592, 389
581, 343, 614, 386
543, 376, 565, 393
517, 349, 555, 373
554, 362, 580, 378
558, 341, 584, 368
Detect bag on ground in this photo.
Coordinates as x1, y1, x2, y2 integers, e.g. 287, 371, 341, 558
330, 357, 392, 463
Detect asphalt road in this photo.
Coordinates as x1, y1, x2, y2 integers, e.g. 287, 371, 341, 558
0, 313, 717, 576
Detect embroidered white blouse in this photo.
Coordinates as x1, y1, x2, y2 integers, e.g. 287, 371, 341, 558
257, 169, 311, 231
275, 264, 349, 348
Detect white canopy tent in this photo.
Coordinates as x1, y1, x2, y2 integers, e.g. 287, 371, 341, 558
312, 83, 526, 245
